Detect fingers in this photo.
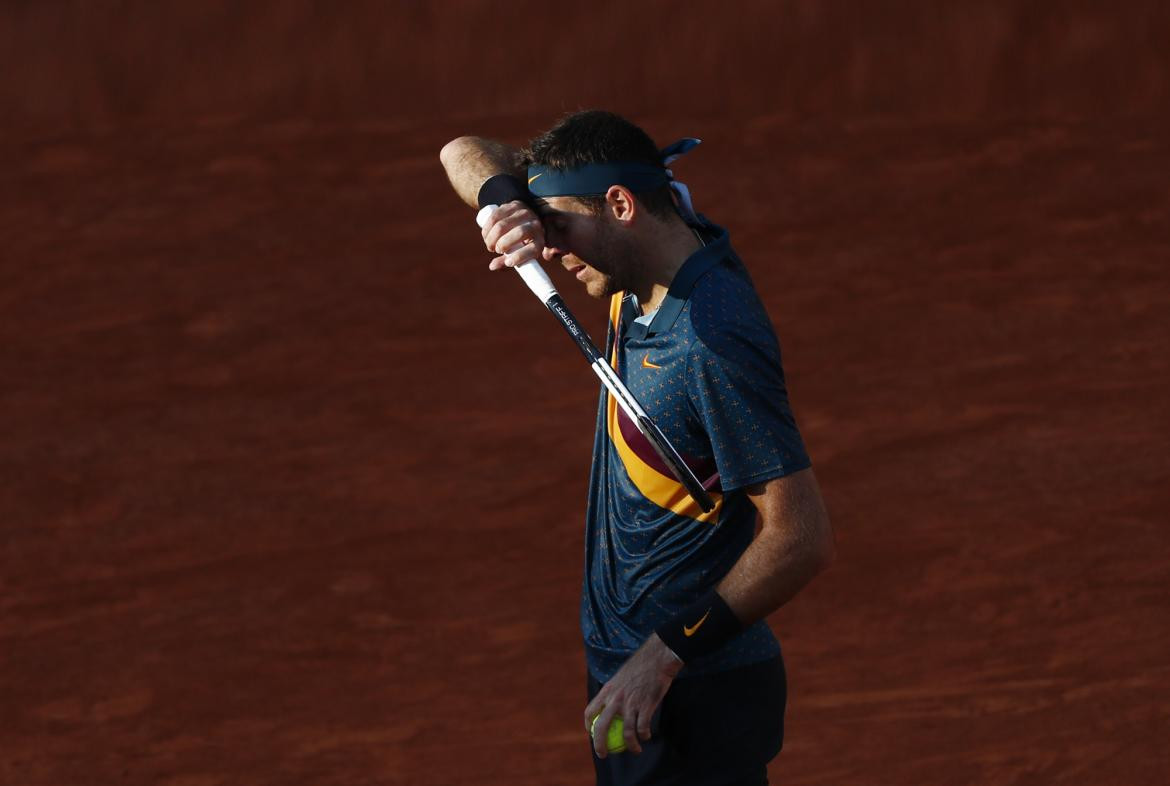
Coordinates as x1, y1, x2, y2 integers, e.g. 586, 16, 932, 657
481, 201, 540, 256
500, 236, 541, 268
589, 704, 643, 757
623, 708, 643, 755
637, 706, 653, 742
482, 201, 547, 272
591, 701, 620, 759
495, 221, 544, 259
486, 240, 541, 271
583, 690, 607, 734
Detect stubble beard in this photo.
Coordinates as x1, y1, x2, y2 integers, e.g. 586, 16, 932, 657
588, 226, 639, 300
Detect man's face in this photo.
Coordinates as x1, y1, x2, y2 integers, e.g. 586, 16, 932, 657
537, 196, 639, 299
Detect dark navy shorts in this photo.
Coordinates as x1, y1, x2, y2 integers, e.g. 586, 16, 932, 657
587, 655, 787, 786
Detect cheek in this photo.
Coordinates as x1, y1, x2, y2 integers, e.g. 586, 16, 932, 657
548, 223, 590, 256
545, 223, 568, 247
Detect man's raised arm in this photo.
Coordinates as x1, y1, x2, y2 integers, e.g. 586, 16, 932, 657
439, 136, 525, 208
439, 136, 553, 271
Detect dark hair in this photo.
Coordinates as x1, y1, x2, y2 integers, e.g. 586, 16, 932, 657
522, 110, 679, 221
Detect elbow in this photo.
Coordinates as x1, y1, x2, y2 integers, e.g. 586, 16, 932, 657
439, 136, 474, 169
817, 531, 837, 573
810, 512, 836, 575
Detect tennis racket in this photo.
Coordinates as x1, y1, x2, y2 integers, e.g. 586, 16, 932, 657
477, 205, 715, 513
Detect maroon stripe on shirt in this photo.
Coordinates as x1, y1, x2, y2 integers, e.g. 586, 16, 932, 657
613, 399, 721, 494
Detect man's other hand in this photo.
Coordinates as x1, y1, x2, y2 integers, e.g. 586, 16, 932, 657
583, 634, 684, 758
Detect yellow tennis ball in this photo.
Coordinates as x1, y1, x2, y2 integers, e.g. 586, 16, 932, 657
589, 714, 627, 754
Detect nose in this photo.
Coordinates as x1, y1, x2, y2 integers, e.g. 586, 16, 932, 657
542, 245, 565, 263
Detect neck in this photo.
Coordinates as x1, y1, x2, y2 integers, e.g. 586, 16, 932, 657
631, 216, 702, 316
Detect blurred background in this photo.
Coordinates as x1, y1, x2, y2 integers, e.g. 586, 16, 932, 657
2, 2, 1167, 784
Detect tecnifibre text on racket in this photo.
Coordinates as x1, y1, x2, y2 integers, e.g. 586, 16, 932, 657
477, 204, 715, 513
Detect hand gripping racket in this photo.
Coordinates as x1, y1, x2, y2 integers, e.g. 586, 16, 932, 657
477, 205, 715, 513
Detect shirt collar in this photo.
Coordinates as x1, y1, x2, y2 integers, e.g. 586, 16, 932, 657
642, 220, 728, 336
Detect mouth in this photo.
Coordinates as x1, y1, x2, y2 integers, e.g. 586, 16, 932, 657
567, 264, 587, 280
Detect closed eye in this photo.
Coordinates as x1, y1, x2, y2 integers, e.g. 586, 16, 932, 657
537, 211, 568, 237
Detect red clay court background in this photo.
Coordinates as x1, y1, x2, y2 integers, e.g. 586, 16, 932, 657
2, 2, 1168, 784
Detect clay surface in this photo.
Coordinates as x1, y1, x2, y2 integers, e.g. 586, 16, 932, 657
2, 4, 1168, 784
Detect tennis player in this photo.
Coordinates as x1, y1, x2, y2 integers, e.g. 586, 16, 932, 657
440, 110, 835, 786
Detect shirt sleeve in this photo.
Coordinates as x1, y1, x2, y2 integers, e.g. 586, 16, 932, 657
685, 324, 812, 491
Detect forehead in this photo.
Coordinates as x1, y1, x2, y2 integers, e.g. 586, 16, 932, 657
536, 195, 594, 218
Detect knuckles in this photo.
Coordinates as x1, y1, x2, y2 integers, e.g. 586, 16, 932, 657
484, 213, 542, 257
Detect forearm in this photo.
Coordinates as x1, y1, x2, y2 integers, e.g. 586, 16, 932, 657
717, 522, 831, 625
717, 469, 835, 625
439, 136, 525, 208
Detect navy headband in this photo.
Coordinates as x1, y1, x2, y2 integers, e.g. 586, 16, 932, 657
526, 137, 702, 222
525, 162, 668, 198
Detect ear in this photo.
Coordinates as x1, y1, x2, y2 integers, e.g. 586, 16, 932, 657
604, 185, 637, 226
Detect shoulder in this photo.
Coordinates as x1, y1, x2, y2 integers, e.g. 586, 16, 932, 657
685, 256, 779, 362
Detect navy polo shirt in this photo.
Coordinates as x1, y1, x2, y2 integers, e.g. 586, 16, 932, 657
581, 221, 812, 682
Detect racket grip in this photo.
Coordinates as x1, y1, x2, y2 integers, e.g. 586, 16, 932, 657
516, 263, 558, 303
476, 204, 559, 303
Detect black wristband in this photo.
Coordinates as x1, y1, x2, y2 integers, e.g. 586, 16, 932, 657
477, 173, 534, 210
655, 589, 743, 663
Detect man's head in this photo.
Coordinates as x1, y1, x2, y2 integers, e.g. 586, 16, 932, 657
522, 111, 684, 298
523, 110, 679, 221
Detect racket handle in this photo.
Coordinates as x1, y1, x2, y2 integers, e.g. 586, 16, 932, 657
476, 204, 559, 303
515, 260, 558, 303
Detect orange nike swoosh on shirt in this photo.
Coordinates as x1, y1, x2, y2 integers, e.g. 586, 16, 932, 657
641, 355, 663, 369
683, 609, 711, 637
527, 173, 543, 185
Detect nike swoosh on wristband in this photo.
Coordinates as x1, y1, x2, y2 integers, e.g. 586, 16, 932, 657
683, 609, 711, 637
